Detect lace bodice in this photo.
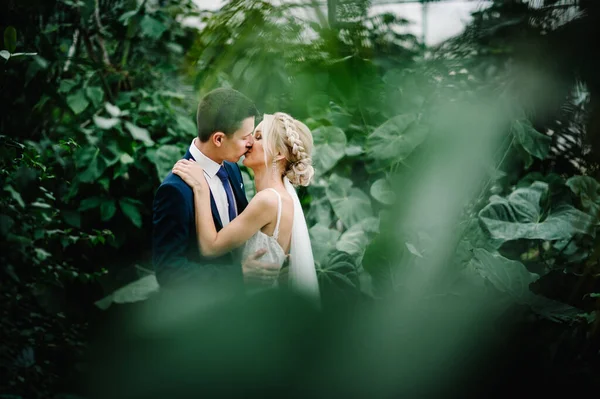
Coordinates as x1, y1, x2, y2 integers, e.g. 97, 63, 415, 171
241, 188, 287, 272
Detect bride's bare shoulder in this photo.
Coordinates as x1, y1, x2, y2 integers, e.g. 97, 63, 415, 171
247, 189, 280, 211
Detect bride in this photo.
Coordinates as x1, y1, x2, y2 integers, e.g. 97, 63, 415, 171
172, 112, 320, 305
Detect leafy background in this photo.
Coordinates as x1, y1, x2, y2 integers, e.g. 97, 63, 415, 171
1, 0, 600, 397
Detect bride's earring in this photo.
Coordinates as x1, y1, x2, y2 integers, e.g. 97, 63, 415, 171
272, 159, 278, 175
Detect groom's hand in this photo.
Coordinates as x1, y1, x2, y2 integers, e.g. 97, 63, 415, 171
242, 249, 280, 286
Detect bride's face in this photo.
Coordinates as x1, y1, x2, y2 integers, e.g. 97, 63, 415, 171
242, 121, 267, 169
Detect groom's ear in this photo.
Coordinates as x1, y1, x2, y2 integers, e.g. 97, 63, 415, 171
212, 132, 226, 147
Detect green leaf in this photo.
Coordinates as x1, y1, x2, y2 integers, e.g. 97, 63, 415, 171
67, 91, 89, 114
176, 115, 197, 136
120, 153, 134, 164
58, 79, 77, 93
370, 178, 396, 205
512, 119, 551, 160
62, 210, 81, 228
100, 199, 117, 221
86, 86, 104, 107
0, 50, 10, 60
312, 126, 347, 174
125, 122, 154, 146
309, 224, 341, 265
405, 242, 423, 258
4, 26, 17, 53
336, 217, 379, 258
119, 199, 142, 228
326, 174, 374, 228
5, 185, 25, 208
79, 196, 102, 211
93, 115, 120, 130
366, 113, 429, 165
119, 10, 138, 25
470, 249, 581, 323
140, 15, 167, 39
566, 175, 600, 218
105, 102, 121, 117
35, 248, 51, 261
0, 214, 14, 237
307, 94, 330, 120
152, 145, 183, 181
479, 181, 595, 243
78, 149, 103, 183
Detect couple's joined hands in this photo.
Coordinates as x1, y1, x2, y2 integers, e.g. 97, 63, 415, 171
242, 248, 289, 287
172, 159, 288, 287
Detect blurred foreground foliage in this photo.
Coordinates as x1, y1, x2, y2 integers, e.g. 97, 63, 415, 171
1, 0, 600, 397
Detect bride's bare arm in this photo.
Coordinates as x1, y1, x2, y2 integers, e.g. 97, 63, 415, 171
192, 188, 276, 257
172, 159, 276, 258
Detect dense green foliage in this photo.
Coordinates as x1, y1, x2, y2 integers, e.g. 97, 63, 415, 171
1, 0, 599, 397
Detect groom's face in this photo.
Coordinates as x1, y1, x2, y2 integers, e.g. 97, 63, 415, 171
220, 116, 255, 163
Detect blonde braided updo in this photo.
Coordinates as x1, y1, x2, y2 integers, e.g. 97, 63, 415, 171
264, 112, 315, 186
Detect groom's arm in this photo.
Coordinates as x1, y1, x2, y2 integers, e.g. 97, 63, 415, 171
152, 182, 222, 287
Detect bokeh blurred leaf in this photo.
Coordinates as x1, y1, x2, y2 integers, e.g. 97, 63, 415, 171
312, 126, 347, 173
512, 119, 551, 160
67, 91, 89, 114
125, 122, 154, 146
119, 198, 142, 228
100, 199, 117, 221
326, 174, 374, 228
566, 175, 600, 218
309, 224, 341, 265
4, 26, 17, 53
152, 145, 183, 181
366, 114, 428, 164
370, 178, 395, 205
140, 15, 166, 39
93, 115, 119, 130
479, 181, 595, 243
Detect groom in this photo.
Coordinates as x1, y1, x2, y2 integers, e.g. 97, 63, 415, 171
152, 88, 280, 290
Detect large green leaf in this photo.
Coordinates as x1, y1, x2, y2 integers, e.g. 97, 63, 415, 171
366, 113, 429, 164
512, 119, 551, 160
119, 198, 142, 228
93, 115, 119, 130
152, 145, 183, 181
67, 90, 89, 114
309, 224, 341, 265
140, 15, 167, 39
101, 199, 117, 221
176, 115, 197, 136
325, 174, 374, 228
370, 178, 395, 205
312, 126, 347, 174
479, 181, 595, 243
336, 217, 379, 257
566, 175, 600, 218
125, 122, 154, 146
86, 86, 104, 107
470, 249, 581, 323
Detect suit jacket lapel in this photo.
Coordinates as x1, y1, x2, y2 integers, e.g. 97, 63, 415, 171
183, 149, 224, 231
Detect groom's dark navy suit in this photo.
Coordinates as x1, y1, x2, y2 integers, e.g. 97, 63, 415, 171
152, 149, 249, 287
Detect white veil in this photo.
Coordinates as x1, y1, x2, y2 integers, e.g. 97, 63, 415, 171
261, 114, 321, 307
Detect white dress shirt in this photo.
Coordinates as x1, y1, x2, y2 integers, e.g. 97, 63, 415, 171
188, 139, 237, 226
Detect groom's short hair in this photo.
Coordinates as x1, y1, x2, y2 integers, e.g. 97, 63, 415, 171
196, 88, 259, 142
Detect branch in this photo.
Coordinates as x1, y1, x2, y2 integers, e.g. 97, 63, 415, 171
94, 0, 112, 68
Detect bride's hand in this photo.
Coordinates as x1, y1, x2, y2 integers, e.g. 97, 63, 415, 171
172, 159, 208, 191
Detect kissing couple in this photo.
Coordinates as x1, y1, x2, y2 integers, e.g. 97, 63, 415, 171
152, 88, 320, 305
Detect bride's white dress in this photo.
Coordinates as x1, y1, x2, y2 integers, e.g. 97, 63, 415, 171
95, 181, 320, 310
241, 188, 287, 288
